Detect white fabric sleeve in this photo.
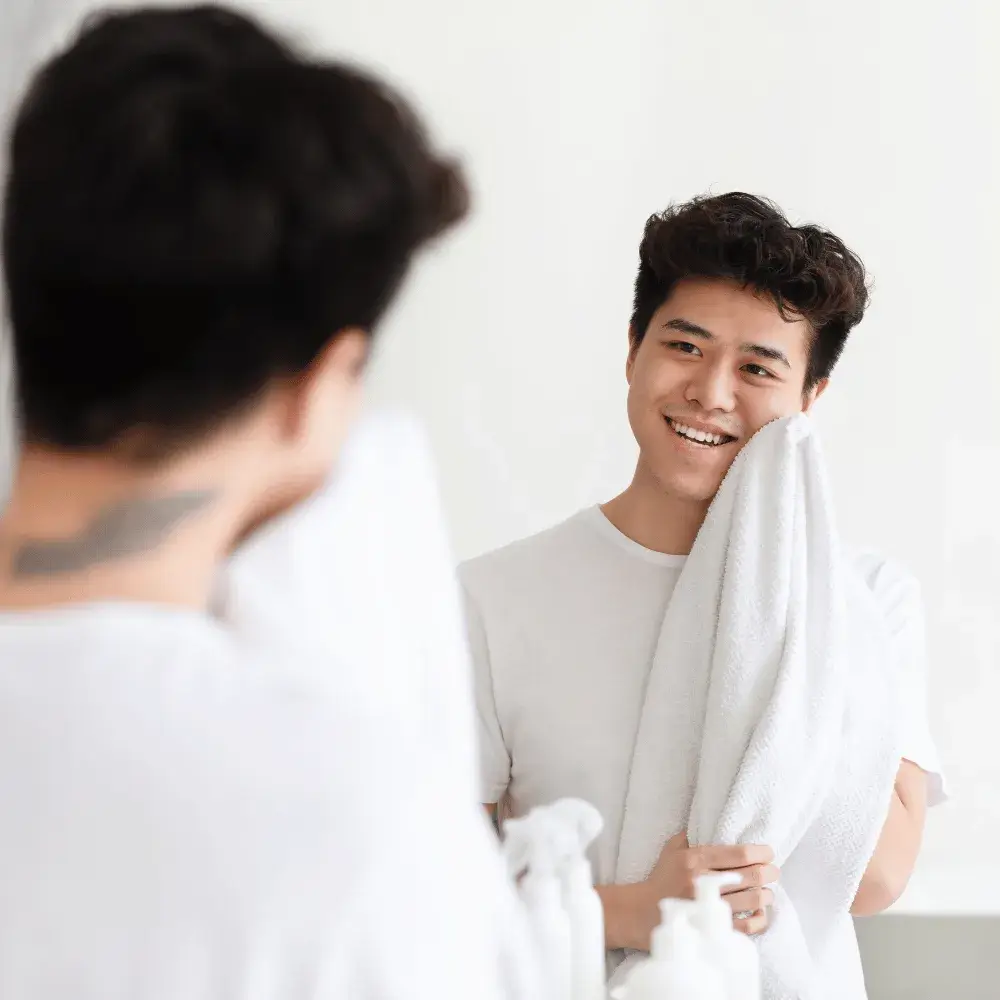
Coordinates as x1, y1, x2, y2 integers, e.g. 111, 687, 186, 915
460, 580, 512, 806
861, 554, 948, 806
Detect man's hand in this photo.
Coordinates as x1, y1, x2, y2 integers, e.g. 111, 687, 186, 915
598, 833, 778, 952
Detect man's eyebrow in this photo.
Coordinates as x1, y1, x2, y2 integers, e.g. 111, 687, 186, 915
663, 317, 714, 339
742, 342, 791, 369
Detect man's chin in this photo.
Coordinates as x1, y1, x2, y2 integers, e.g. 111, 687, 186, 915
655, 472, 723, 506
642, 438, 739, 506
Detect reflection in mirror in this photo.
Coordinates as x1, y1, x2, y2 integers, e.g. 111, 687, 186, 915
362, 5, 998, 999
461, 192, 942, 998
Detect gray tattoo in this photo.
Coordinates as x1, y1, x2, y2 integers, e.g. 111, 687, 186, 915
11, 489, 217, 578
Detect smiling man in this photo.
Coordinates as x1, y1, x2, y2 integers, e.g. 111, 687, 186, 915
460, 193, 946, 961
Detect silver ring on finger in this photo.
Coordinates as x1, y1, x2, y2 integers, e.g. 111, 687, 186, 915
734, 909, 756, 920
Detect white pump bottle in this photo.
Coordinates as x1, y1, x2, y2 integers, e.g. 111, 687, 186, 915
546, 799, 606, 1000
611, 899, 727, 1000
502, 812, 573, 1000
692, 872, 762, 1000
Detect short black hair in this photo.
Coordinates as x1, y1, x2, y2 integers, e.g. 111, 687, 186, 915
3, 4, 467, 458
630, 192, 869, 389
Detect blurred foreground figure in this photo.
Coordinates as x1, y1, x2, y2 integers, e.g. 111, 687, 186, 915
0, 6, 538, 998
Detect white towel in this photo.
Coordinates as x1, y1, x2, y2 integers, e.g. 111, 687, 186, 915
610, 414, 902, 1000
216, 409, 542, 1000
216, 410, 480, 799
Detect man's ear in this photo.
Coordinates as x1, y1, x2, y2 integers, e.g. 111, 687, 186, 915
626, 327, 640, 385
321, 327, 370, 382
282, 328, 369, 438
801, 377, 830, 412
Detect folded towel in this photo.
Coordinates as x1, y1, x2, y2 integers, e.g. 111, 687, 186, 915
610, 414, 902, 1000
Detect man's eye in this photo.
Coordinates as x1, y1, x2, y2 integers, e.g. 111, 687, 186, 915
743, 363, 774, 378
669, 341, 700, 355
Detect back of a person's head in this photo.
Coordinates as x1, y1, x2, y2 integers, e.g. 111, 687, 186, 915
3, 4, 467, 459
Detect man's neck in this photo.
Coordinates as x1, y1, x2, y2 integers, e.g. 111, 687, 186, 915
0, 447, 251, 613
601, 464, 710, 557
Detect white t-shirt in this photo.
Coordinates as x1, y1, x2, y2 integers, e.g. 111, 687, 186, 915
461, 505, 947, 885
0, 607, 528, 998
0, 411, 539, 1000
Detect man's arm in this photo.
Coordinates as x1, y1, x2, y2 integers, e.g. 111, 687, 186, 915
851, 759, 928, 916
596, 882, 657, 951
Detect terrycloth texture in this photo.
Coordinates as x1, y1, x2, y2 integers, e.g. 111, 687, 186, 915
609, 414, 903, 1000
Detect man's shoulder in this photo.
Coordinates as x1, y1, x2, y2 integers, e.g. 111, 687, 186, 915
124, 633, 410, 858
0, 628, 402, 909
459, 508, 596, 596
156, 650, 407, 836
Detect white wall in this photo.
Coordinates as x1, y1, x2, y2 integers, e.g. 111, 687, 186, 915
3, 0, 998, 914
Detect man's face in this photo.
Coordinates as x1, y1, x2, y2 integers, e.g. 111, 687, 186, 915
626, 277, 826, 504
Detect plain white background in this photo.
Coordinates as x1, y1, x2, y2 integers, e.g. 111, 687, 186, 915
2, 0, 998, 916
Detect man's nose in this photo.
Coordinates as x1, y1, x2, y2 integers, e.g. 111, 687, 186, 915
684, 361, 736, 413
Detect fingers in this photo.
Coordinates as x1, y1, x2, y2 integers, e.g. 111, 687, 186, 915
734, 908, 770, 937
721, 862, 780, 893
699, 843, 775, 870
724, 886, 774, 915
652, 831, 689, 871
664, 832, 689, 851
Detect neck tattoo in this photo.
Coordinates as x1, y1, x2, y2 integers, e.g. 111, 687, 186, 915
10, 489, 217, 578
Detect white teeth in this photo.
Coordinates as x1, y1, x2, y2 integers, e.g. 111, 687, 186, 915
669, 419, 728, 446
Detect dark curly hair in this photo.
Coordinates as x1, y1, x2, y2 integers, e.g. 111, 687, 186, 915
629, 192, 870, 390
3, 4, 468, 459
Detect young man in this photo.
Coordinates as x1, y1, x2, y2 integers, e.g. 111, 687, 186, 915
0, 7, 536, 998
462, 193, 946, 954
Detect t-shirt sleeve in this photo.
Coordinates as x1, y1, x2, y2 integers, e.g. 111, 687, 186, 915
860, 554, 948, 806
460, 578, 512, 806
